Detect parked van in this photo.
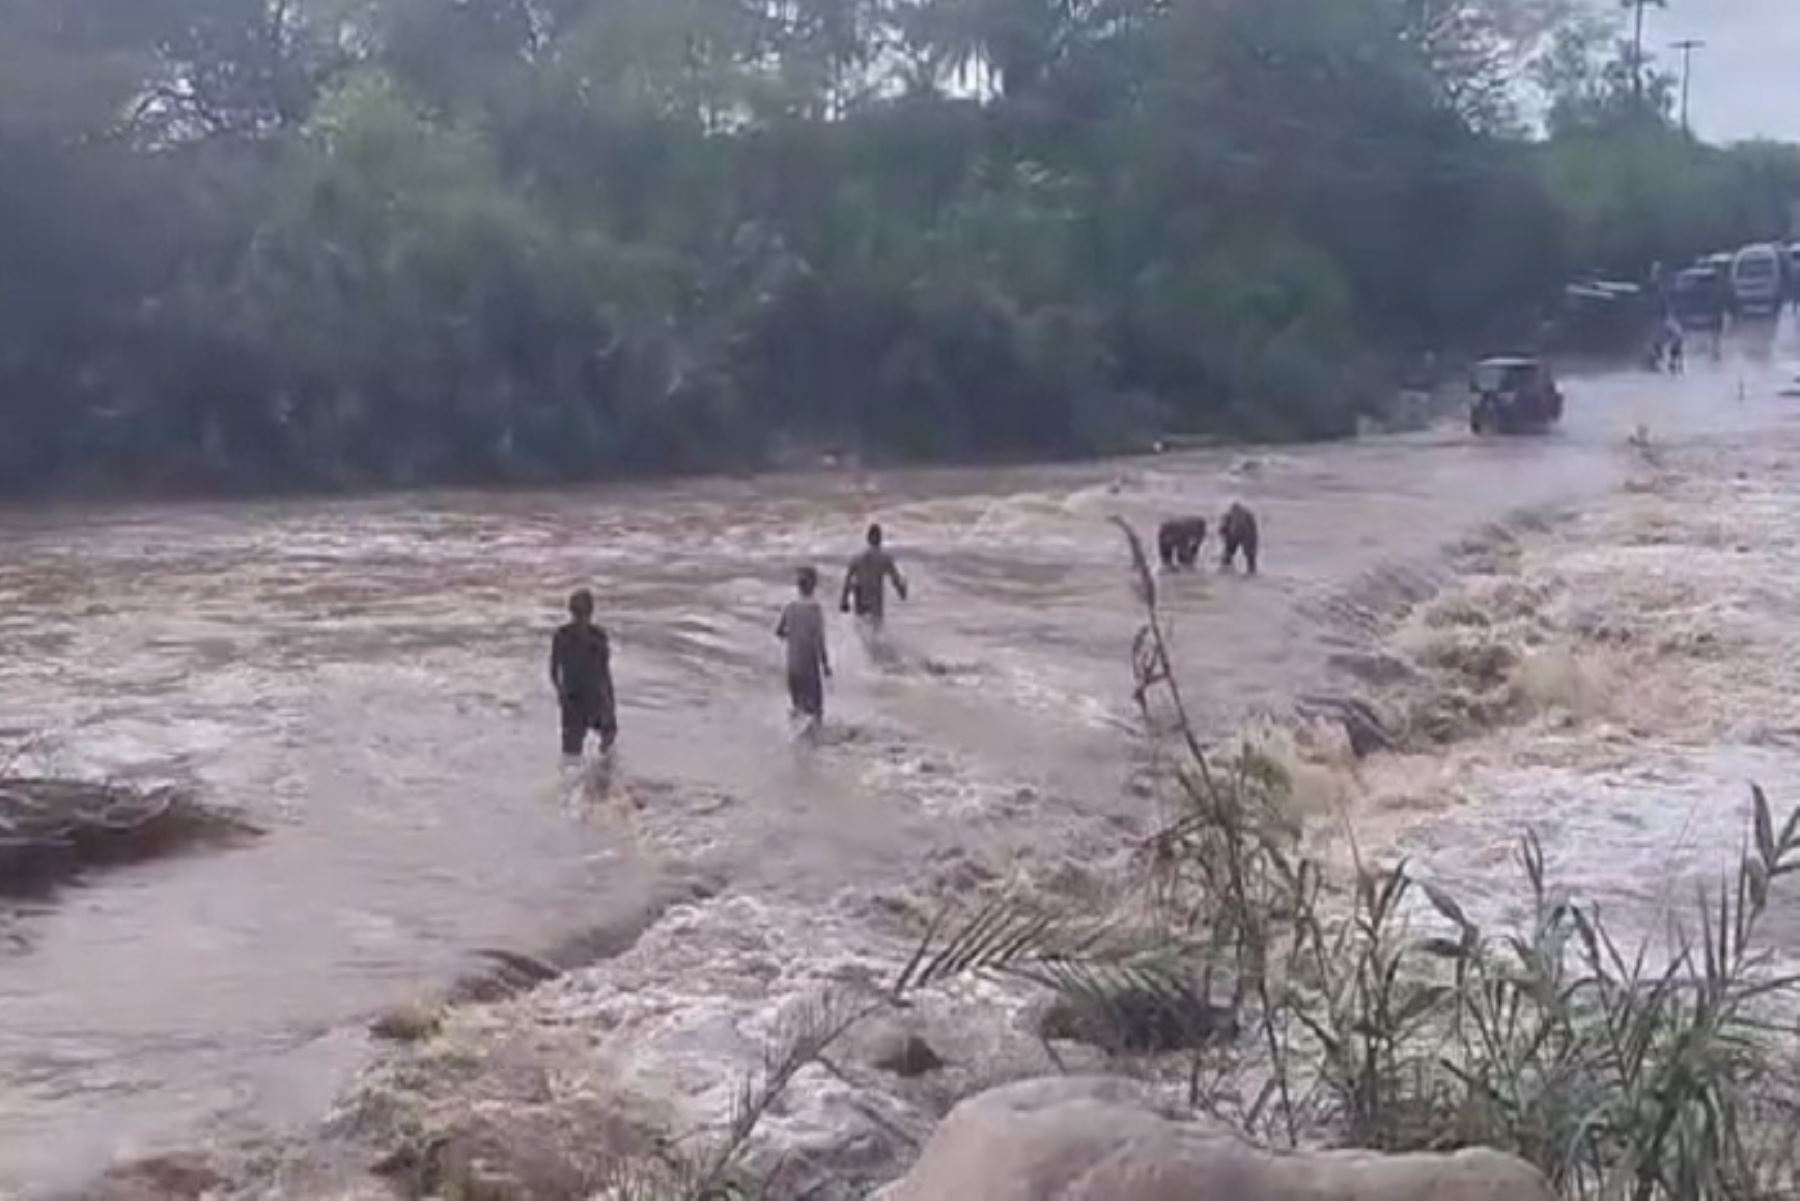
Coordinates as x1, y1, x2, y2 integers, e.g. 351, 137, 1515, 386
1731, 244, 1784, 315
1672, 265, 1727, 330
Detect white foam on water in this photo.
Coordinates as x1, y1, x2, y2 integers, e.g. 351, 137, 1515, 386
1351, 427, 1800, 953
5, 322, 1800, 1188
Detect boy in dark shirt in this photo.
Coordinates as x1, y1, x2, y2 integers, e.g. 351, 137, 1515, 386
550, 589, 618, 757
840, 523, 908, 627
777, 566, 831, 724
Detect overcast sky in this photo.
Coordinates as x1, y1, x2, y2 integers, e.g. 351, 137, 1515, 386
1637, 0, 1800, 142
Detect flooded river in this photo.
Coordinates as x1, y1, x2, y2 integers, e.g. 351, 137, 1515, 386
2, 321, 1798, 1192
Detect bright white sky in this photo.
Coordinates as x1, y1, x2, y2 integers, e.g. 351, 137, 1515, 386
1638, 0, 1800, 142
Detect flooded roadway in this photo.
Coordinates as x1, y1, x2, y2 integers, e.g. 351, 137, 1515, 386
1, 320, 1796, 1192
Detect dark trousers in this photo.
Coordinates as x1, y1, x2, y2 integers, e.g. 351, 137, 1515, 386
1222, 535, 1258, 574
560, 689, 618, 756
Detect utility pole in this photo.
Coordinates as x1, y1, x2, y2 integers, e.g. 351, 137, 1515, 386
1623, 0, 1667, 104
1671, 38, 1704, 133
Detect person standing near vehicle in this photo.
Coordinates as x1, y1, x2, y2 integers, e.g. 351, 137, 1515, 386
840, 523, 909, 630
550, 588, 618, 758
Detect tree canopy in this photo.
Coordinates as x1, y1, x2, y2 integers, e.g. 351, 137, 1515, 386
0, 0, 1794, 493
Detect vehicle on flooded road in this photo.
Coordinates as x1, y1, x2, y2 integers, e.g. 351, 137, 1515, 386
1558, 279, 1648, 355
1673, 265, 1728, 330
1469, 356, 1564, 435
1731, 244, 1785, 316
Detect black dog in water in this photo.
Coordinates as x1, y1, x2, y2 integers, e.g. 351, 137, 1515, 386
1157, 518, 1207, 570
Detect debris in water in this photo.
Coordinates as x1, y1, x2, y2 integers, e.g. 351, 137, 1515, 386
67, 1151, 230, 1201
1037, 976, 1237, 1054
0, 777, 256, 896
872, 1033, 947, 1078
371, 1003, 445, 1044
1298, 694, 1400, 759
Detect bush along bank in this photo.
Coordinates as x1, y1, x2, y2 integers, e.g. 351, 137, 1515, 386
6, 0, 1800, 495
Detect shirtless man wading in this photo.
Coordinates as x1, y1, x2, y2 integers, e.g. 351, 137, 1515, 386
841, 523, 909, 630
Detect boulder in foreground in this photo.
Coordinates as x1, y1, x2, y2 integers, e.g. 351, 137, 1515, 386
873, 1076, 1555, 1201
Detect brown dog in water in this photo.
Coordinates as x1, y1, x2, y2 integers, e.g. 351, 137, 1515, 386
1219, 503, 1259, 574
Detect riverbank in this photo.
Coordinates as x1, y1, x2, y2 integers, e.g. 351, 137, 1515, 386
123, 397, 1799, 1198
0, 361, 1499, 514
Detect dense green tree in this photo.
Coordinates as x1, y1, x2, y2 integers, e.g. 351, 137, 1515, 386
0, 0, 1792, 495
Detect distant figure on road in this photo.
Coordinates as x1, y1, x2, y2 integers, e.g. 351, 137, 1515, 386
1219, 503, 1260, 575
1665, 316, 1686, 374
841, 523, 909, 629
550, 588, 618, 758
777, 566, 832, 726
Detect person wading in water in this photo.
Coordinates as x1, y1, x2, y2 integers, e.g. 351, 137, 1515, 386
777, 565, 832, 730
840, 522, 909, 633
549, 588, 618, 758
1218, 503, 1260, 575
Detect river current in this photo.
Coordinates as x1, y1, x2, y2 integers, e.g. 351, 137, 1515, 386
1, 319, 1797, 1193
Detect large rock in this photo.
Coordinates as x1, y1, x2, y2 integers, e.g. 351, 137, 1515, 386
873, 1076, 1555, 1201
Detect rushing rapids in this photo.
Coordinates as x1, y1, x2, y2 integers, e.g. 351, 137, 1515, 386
1, 319, 1796, 1194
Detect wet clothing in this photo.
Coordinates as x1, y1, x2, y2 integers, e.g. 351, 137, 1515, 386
778, 598, 829, 719
842, 548, 906, 620
551, 620, 617, 755
1157, 518, 1207, 570
787, 666, 825, 720
1219, 506, 1259, 575
560, 697, 617, 757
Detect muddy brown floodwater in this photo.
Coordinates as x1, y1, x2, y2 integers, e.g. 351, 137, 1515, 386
1, 320, 1796, 1193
